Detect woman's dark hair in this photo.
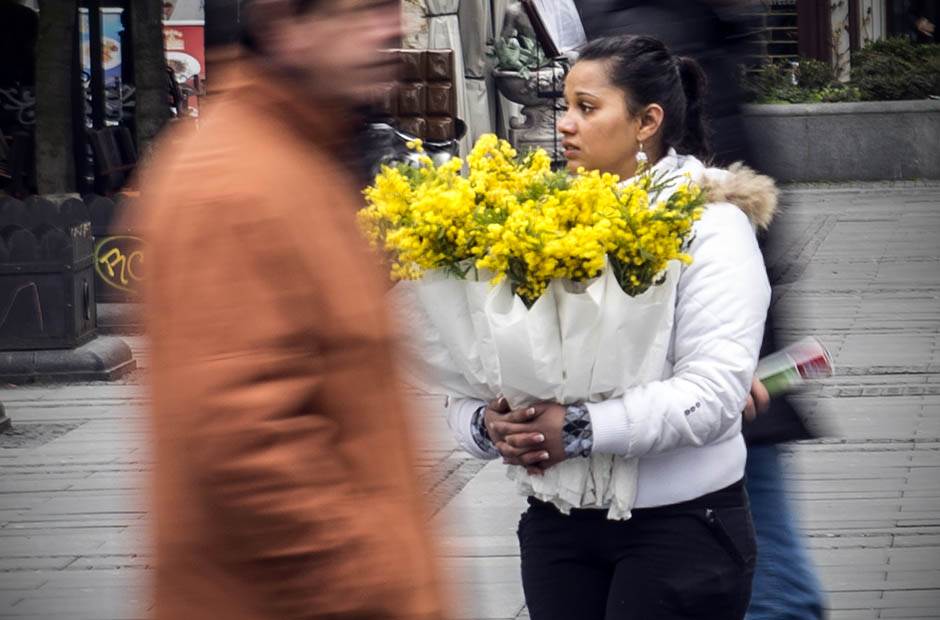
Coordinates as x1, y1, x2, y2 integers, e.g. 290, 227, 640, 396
577, 35, 711, 160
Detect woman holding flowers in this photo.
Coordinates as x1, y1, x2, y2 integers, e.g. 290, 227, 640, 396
359, 34, 779, 620
444, 36, 778, 619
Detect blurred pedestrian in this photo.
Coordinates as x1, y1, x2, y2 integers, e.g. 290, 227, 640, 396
742, 295, 826, 620
907, 0, 937, 43
134, 1, 445, 619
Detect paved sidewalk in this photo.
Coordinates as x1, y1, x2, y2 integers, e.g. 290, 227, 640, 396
1, 183, 939, 619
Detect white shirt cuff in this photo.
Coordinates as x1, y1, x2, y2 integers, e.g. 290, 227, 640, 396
586, 399, 631, 456
446, 397, 499, 460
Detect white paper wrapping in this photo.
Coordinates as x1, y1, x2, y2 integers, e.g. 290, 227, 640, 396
390, 259, 681, 519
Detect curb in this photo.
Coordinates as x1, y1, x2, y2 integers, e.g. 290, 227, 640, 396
0, 337, 137, 384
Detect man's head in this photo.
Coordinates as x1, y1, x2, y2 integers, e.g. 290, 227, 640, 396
242, 0, 401, 105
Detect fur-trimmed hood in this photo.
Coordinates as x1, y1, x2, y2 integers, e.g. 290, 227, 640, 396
653, 151, 779, 232
699, 163, 778, 231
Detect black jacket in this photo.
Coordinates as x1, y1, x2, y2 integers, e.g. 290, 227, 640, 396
742, 302, 815, 445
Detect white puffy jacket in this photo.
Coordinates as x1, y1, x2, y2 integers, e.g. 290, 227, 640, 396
448, 151, 777, 508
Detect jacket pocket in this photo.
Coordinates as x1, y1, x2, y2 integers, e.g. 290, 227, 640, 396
703, 507, 757, 568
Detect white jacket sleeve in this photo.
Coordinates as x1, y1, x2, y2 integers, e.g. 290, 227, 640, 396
587, 203, 770, 458
446, 397, 500, 460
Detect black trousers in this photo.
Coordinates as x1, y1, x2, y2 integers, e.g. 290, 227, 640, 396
518, 480, 756, 620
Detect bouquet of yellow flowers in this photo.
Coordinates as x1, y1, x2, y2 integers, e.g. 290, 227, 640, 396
360, 134, 705, 305
360, 134, 708, 517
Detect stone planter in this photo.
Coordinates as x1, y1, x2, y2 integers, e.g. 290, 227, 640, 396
493, 67, 565, 161
0, 195, 136, 383
742, 100, 940, 182
0, 196, 97, 350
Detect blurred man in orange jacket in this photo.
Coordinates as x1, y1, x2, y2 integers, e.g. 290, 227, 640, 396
136, 1, 446, 618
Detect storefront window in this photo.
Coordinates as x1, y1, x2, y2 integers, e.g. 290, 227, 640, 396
162, 0, 205, 116
765, 0, 800, 61
743, 1, 801, 65
79, 7, 125, 127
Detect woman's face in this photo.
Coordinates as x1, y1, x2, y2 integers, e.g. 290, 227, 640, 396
557, 59, 657, 179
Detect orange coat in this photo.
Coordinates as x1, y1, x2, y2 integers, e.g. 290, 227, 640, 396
136, 55, 445, 620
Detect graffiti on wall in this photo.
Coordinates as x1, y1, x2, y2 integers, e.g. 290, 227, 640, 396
94, 236, 145, 295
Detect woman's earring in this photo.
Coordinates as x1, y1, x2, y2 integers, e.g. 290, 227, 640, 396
635, 142, 649, 167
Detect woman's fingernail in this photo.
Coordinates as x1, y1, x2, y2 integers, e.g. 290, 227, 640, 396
534, 434, 545, 443
540, 452, 550, 460
526, 407, 536, 417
